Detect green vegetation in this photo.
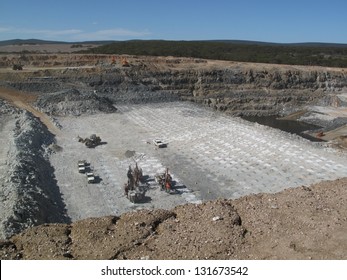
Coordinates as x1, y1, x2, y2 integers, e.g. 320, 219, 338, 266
81, 40, 347, 67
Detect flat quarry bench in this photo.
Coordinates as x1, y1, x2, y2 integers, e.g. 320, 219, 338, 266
50, 102, 347, 221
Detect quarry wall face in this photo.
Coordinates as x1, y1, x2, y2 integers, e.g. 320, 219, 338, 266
1, 54, 346, 116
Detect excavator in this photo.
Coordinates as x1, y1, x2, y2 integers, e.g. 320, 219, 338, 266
77, 134, 102, 148
121, 57, 130, 67
110, 56, 129, 67
111, 56, 117, 65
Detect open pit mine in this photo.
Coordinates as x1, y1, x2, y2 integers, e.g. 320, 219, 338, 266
0, 54, 347, 259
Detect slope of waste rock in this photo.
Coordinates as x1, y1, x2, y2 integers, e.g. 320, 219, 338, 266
0, 111, 69, 239
0, 100, 20, 115
35, 88, 117, 116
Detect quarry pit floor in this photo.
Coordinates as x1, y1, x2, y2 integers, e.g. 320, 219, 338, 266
51, 102, 347, 221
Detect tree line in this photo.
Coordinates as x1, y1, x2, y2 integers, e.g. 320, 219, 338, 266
80, 40, 347, 68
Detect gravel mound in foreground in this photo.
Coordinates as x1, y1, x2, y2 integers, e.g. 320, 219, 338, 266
1, 178, 346, 260
35, 89, 117, 116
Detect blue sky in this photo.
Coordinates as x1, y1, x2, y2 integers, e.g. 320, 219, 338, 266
0, 0, 346, 43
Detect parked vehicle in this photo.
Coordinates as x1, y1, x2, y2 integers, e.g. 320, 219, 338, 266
153, 139, 167, 148
78, 160, 86, 173
86, 172, 96, 184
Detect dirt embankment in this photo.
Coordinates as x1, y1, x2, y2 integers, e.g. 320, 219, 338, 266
0, 87, 60, 135
1, 177, 346, 260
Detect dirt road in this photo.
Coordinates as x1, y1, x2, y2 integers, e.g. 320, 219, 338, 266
0, 87, 60, 135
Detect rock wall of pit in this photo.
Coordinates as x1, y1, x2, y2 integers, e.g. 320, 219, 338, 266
1, 55, 346, 116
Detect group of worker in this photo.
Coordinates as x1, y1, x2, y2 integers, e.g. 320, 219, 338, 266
124, 163, 142, 196
124, 165, 172, 196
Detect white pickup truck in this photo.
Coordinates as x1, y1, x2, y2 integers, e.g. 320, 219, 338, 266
153, 139, 167, 148
78, 160, 86, 173
86, 172, 96, 184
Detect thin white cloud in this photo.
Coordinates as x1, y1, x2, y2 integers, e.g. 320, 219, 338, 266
0, 26, 82, 37
23, 28, 83, 36
0, 26, 151, 40
74, 28, 151, 40
0, 27, 12, 33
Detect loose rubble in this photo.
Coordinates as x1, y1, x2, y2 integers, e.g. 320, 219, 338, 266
0, 110, 69, 239
35, 88, 117, 116
0, 100, 19, 115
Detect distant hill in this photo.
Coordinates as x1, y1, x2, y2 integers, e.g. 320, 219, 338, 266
0, 39, 115, 46
0, 39, 116, 54
1, 39, 347, 67
0, 39, 65, 46
207, 40, 347, 48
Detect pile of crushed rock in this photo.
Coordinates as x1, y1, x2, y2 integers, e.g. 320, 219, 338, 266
0, 100, 20, 115
35, 89, 117, 116
0, 111, 69, 239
